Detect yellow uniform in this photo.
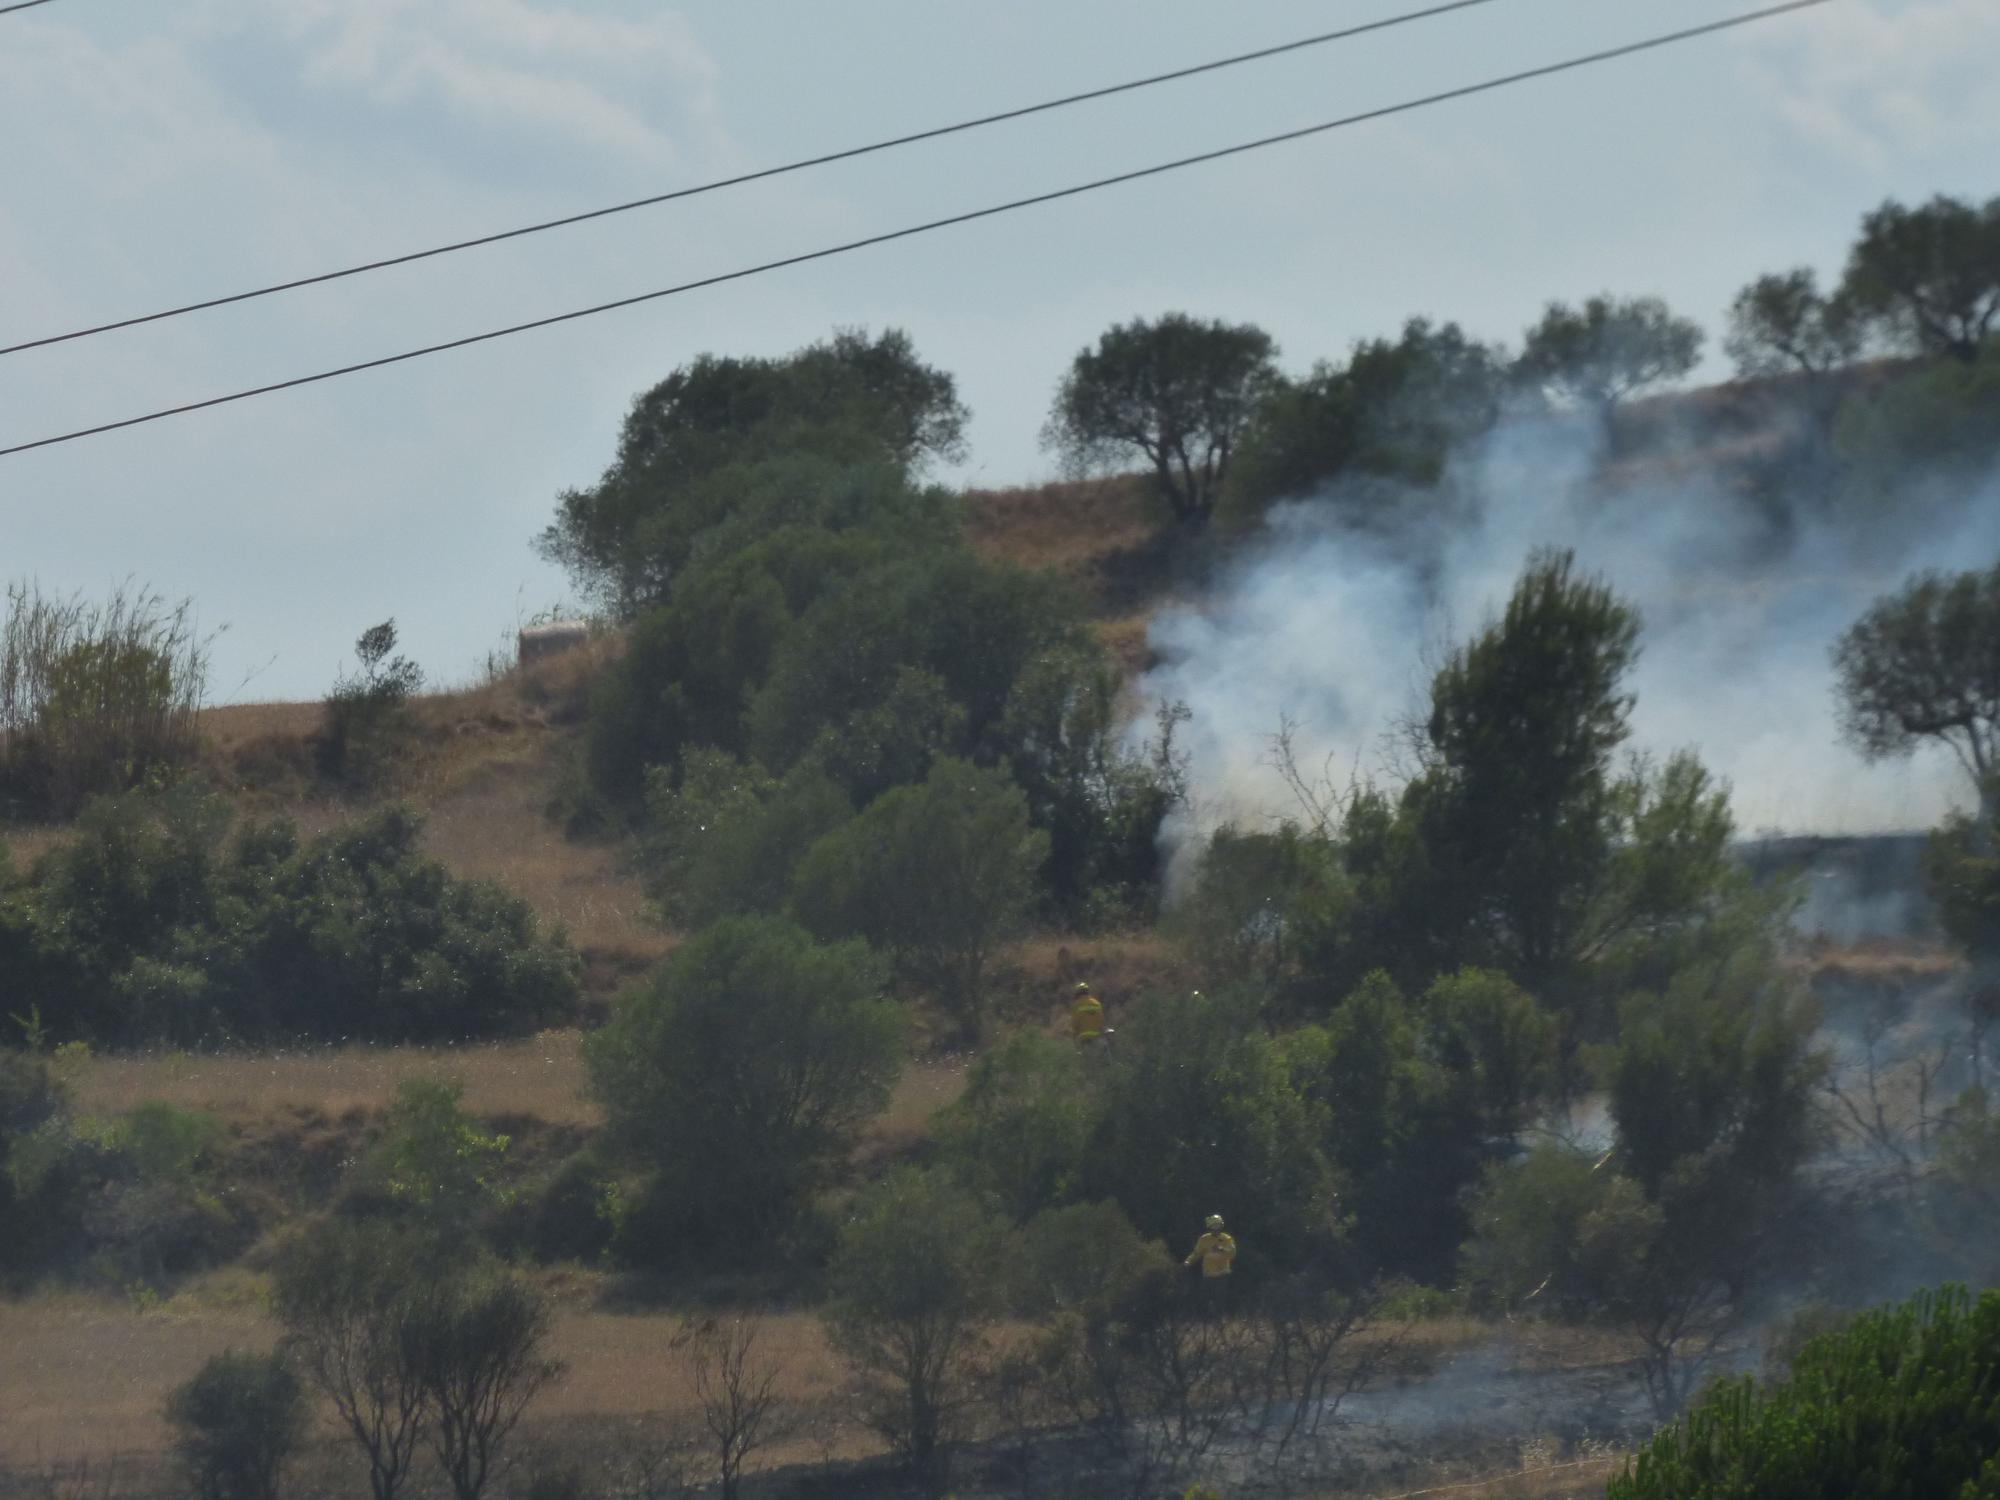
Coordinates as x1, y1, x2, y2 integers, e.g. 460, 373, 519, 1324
1185, 1230, 1237, 1278
1069, 994, 1104, 1042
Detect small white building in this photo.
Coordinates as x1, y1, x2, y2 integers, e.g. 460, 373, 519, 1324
517, 620, 590, 668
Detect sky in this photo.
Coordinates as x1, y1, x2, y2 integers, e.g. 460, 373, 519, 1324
2, 0, 1995, 710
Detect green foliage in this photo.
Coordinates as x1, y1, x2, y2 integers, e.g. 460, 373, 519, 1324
539, 330, 967, 611
933, 1030, 1093, 1223
1609, 1285, 2000, 1499
1082, 988, 1336, 1269
1016, 1201, 1169, 1319
117, 1100, 222, 1184
1460, 1144, 1659, 1319
585, 916, 903, 1268
2, 792, 578, 1047
1723, 268, 1860, 379
0, 1047, 72, 1275
1171, 823, 1341, 988
0, 580, 209, 819
1839, 193, 2000, 361
791, 757, 1047, 1039
403, 1271, 565, 1500
165, 1349, 308, 1500
1834, 352, 2000, 509
1421, 968, 1560, 1141
1833, 561, 2000, 811
824, 1168, 1014, 1494
1515, 294, 1704, 416
641, 750, 852, 927
1042, 312, 1281, 528
1227, 318, 1508, 522
319, 620, 423, 787
364, 1079, 512, 1233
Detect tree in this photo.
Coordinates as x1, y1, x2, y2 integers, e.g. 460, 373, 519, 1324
405, 1273, 565, 1500
1043, 313, 1280, 528
585, 916, 903, 1265
1608, 1286, 2000, 1498
320, 620, 423, 785
677, 1318, 786, 1500
1227, 318, 1508, 521
363, 1078, 512, 1240
165, 1351, 308, 1500
824, 1168, 1012, 1497
1833, 561, 2000, 815
1515, 294, 1704, 419
934, 1030, 1094, 1224
1083, 988, 1336, 1268
791, 758, 1047, 1040
273, 1223, 436, 1500
539, 330, 968, 610
1724, 269, 1861, 380
1839, 193, 2000, 362
1397, 549, 1641, 1005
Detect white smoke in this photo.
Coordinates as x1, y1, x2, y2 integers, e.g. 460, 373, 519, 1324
1139, 410, 2000, 868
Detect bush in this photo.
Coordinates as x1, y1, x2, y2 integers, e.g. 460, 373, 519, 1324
791, 757, 1047, 1041
585, 916, 903, 1269
1609, 1285, 2000, 1498
359, 1079, 511, 1241
318, 620, 423, 786
824, 1168, 1013, 1496
934, 1031, 1093, 1223
0, 1049, 75, 1275
165, 1350, 308, 1500
1081, 988, 1336, 1270
3, 793, 579, 1046
0, 580, 209, 818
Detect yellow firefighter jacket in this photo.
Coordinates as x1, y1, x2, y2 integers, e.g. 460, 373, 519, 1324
1070, 995, 1104, 1042
1185, 1230, 1237, 1278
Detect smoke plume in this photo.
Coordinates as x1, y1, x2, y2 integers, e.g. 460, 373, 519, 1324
1139, 408, 2000, 877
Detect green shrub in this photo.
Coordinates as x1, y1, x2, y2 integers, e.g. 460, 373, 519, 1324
165, 1349, 308, 1500
359, 1079, 511, 1240
318, 620, 422, 786
791, 757, 1047, 1041
586, 916, 903, 1269
3, 793, 579, 1047
1610, 1285, 2000, 1499
933, 1030, 1093, 1223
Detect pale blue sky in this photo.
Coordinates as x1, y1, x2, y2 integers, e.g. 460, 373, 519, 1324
2, 0, 1993, 704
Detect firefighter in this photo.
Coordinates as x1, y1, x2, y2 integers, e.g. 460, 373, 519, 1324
1185, 1214, 1237, 1280
1069, 981, 1105, 1048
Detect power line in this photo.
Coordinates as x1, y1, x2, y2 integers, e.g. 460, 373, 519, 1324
2, 0, 1505, 358
0, 1, 61, 14
0, 0, 1835, 462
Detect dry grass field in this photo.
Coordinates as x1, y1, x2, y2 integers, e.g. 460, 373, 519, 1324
0, 1285, 1557, 1487
68, 1030, 599, 1128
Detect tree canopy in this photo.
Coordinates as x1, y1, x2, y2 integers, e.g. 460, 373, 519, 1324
1515, 294, 1704, 417
1043, 312, 1280, 528
1833, 560, 2000, 810
538, 329, 968, 611
1839, 193, 2000, 362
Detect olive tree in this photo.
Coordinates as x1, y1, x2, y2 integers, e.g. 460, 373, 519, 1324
1724, 269, 1861, 380
1839, 194, 2000, 362
1833, 561, 2000, 815
1042, 313, 1280, 528
1515, 294, 1704, 420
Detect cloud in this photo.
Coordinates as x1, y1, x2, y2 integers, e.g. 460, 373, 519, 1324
1741, 0, 2000, 170
278, 0, 724, 170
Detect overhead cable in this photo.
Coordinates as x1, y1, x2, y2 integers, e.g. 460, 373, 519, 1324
1, 0, 1505, 357
0, 0, 1835, 460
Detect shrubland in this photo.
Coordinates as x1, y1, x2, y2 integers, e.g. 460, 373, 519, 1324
3, 189, 2000, 1499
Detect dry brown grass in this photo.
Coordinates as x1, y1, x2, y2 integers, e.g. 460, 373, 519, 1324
69, 1031, 597, 1128
0, 1292, 870, 1475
